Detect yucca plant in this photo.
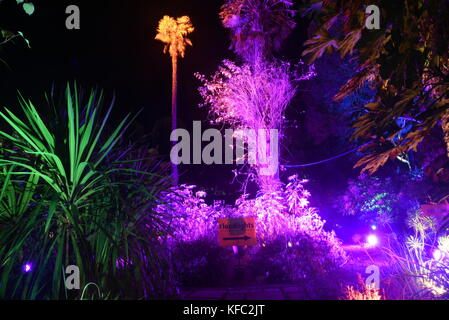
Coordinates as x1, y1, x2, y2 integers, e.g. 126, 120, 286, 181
105, 142, 175, 298
0, 84, 173, 299
381, 215, 449, 299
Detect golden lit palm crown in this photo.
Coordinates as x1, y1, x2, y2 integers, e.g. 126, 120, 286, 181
155, 15, 194, 58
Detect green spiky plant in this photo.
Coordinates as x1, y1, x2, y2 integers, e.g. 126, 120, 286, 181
0, 84, 174, 299
380, 213, 449, 299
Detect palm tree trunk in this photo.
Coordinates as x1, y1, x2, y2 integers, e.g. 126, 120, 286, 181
442, 109, 449, 159
171, 54, 179, 185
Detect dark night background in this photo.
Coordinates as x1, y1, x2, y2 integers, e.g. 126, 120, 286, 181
0, 0, 365, 232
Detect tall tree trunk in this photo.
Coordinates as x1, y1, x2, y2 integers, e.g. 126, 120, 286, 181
257, 129, 280, 193
442, 109, 449, 159
258, 171, 281, 193
171, 54, 179, 185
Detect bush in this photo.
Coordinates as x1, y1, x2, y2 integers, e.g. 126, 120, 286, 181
335, 173, 421, 231
158, 175, 347, 288
382, 210, 449, 299
171, 238, 233, 287
0, 85, 174, 299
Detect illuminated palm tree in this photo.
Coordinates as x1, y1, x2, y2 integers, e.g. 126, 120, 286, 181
220, 0, 296, 65
155, 15, 194, 184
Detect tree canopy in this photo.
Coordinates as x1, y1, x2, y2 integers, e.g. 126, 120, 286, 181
302, 0, 449, 174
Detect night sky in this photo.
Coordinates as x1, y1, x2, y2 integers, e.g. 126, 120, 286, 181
0, 0, 233, 126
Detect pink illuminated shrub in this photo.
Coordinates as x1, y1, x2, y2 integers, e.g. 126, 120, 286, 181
195, 60, 295, 131
156, 185, 220, 243
158, 176, 345, 248
195, 59, 297, 191
157, 176, 347, 286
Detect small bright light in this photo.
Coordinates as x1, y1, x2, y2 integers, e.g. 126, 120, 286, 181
371, 225, 377, 231
433, 249, 443, 261
23, 263, 33, 273
366, 234, 379, 247
288, 241, 293, 248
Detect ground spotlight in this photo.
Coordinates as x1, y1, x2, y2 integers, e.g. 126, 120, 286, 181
433, 249, 443, 261
366, 234, 379, 248
23, 263, 33, 273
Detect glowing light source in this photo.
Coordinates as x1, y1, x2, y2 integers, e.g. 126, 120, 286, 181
23, 263, 33, 273
366, 234, 379, 247
371, 225, 377, 231
433, 249, 443, 261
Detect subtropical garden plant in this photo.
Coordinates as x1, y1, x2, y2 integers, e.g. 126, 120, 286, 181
195, 59, 297, 192
157, 175, 347, 294
0, 0, 33, 67
0, 84, 174, 299
335, 173, 422, 232
379, 210, 449, 299
193, 0, 309, 193
302, 0, 449, 174
155, 15, 194, 184
3, 0, 449, 302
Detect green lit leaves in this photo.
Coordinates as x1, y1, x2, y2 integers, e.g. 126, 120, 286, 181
1, 30, 16, 42
0, 1, 34, 56
0, 83, 131, 206
17, 31, 31, 48
0, 30, 31, 49
0, 84, 173, 299
0, 166, 39, 222
22, 2, 34, 15
16, 0, 35, 15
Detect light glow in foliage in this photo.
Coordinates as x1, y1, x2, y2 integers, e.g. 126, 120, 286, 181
23, 263, 33, 273
366, 234, 379, 248
433, 249, 443, 261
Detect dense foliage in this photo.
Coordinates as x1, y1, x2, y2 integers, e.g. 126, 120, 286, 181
302, 0, 449, 174
220, 0, 296, 64
157, 176, 346, 290
0, 85, 173, 299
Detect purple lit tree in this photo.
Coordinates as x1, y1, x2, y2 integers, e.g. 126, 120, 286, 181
195, 0, 301, 192
196, 60, 296, 192
220, 0, 296, 65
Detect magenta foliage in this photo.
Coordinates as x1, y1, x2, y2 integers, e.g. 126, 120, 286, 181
156, 185, 220, 243
195, 59, 295, 132
156, 176, 346, 265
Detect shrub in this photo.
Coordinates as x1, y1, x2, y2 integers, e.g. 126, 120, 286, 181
335, 173, 421, 230
171, 238, 233, 287
381, 209, 449, 299
0, 85, 174, 299
158, 175, 347, 288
